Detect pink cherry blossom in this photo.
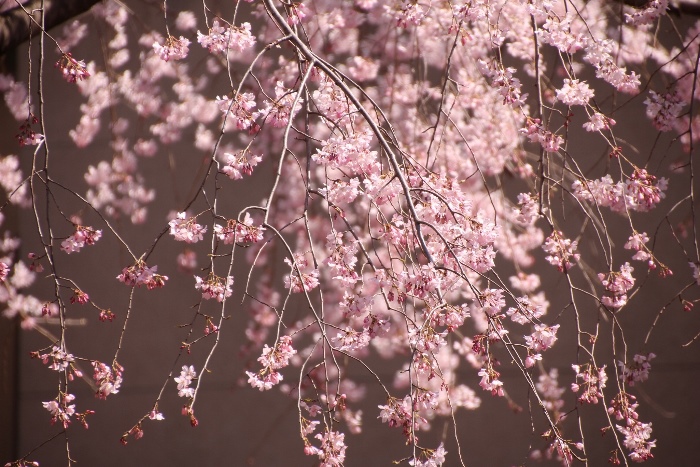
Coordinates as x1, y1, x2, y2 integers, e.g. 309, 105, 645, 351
168, 212, 207, 243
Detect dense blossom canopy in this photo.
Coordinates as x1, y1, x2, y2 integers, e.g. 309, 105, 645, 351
2, 0, 700, 465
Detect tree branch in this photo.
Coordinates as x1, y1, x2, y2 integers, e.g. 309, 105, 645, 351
0, 0, 100, 56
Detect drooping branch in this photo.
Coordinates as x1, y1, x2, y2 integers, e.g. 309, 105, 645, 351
0, 0, 100, 55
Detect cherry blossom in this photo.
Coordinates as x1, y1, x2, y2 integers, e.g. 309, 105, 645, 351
6, 0, 700, 464
43, 393, 76, 428
618, 353, 656, 386
197, 20, 255, 54
55, 53, 90, 83
117, 261, 168, 289
572, 364, 607, 404
61, 225, 102, 254
599, 263, 635, 309
153, 35, 190, 61
284, 255, 320, 293
556, 79, 594, 106
194, 274, 233, 302
92, 361, 123, 399
542, 231, 580, 272
174, 365, 196, 398
220, 151, 262, 180
168, 212, 207, 244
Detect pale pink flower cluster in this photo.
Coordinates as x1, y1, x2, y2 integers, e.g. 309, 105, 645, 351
175, 11, 197, 31
378, 395, 426, 440
286, 2, 309, 25
513, 192, 539, 226
542, 231, 580, 272
117, 261, 168, 289
598, 263, 635, 309
324, 232, 359, 287
16, 116, 44, 147
398, 265, 442, 300
221, 151, 262, 179
572, 170, 668, 213
61, 226, 102, 254
70, 63, 111, 147
214, 213, 265, 244
408, 327, 447, 354
509, 272, 541, 294
168, 212, 207, 243
644, 90, 683, 132
92, 361, 123, 399
409, 443, 447, 467
506, 295, 547, 325
153, 35, 190, 61
57, 19, 88, 51
197, 20, 255, 54
583, 39, 641, 93
618, 353, 656, 386
477, 60, 527, 107
0, 73, 31, 121
312, 128, 379, 175
478, 365, 504, 397
305, 430, 347, 467
258, 81, 303, 128
320, 178, 361, 205
571, 363, 607, 404
609, 393, 656, 462
394, 0, 427, 27
339, 291, 373, 319
625, 232, 652, 265
84, 157, 155, 223
690, 262, 700, 285
284, 254, 320, 293
174, 365, 196, 398
347, 56, 379, 82
38, 346, 74, 372
194, 274, 233, 302
312, 75, 357, 123
537, 16, 587, 54
333, 326, 370, 352
55, 53, 90, 83
43, 393, 76, 428
177, 249, 197, 274
217, 92, 257, 131
536, 369, 565, 413
0, 262, 8, 283
246, 335, 296, 391
583, 112, 615, 132
520, 117, 563, 152
524, 324, 559, 353
556, 79, 594, 106
625, 0, 669, 25
0, 155, 30, 206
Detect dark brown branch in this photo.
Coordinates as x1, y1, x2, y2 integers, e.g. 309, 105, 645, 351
0, 0, 100, 55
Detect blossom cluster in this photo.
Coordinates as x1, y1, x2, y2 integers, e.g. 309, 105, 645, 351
598, 263, 635, 309
618, 353, 656, 387
571, 364, 607, 404
168, 212, 207, 243
174, 365, 196, 398
116, 261, 168, 289
194, 273, 233, 302
542, 231, 580, 272
246, 335, 296, 391
609, 393, 656, 462
572, 169, 668, 214
61, 225, 102, 254
92, 361, 123, 399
